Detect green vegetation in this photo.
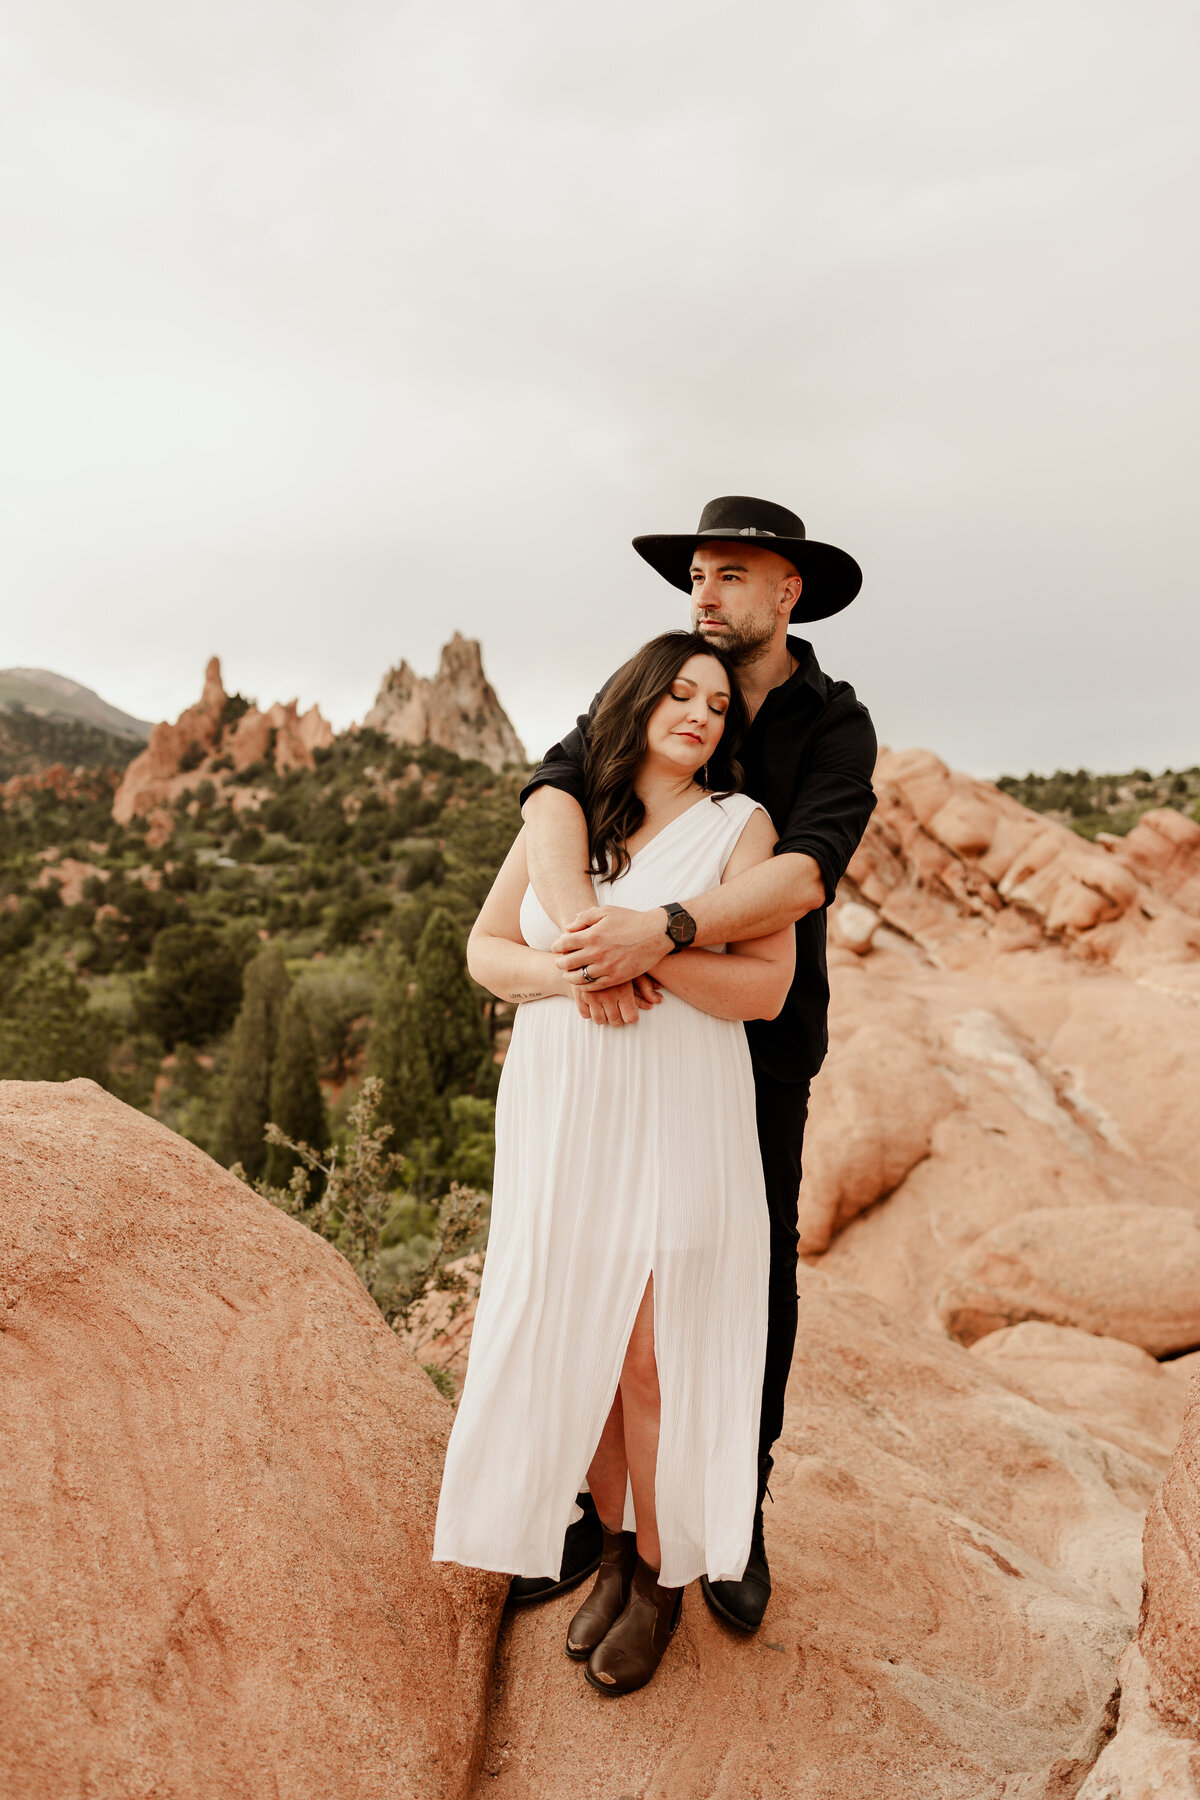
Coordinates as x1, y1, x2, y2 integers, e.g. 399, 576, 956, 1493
249, 1075, 487, 1346
0, 729, 524, 1282
996, 764, 1200, 840
0, 710, 144, 780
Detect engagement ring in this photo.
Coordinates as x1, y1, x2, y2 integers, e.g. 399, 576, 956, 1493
581, 965, 594, 983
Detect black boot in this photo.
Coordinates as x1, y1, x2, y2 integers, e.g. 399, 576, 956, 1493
700, 1454, 773, 1633
508, 1491, 604, 1606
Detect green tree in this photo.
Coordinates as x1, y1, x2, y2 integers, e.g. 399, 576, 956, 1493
445, 1094, 496, 1191
140, 922, 243, 1048
414, 907, 487, 1096
215, 944, 290, 1176
0, 958, 112, 1083
264, 988, 326, 1187
366, 950, 441, 1152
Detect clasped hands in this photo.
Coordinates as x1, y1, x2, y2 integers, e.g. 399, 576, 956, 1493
552, 904, 670, 1026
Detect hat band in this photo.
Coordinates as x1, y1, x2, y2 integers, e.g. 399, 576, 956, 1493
696, 526, 781, 539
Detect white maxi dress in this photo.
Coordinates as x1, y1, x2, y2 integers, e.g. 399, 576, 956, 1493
433, 792, 771, 1589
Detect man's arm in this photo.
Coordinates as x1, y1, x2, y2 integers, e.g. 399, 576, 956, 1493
551, 852, 824, 990
552, 696, 877, 990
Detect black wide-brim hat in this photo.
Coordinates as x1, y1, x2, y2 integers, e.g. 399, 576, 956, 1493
633, 494, 862, 623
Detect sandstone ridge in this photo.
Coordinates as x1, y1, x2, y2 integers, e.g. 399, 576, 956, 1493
111, 658, 334, 840
362, 634, 525, 773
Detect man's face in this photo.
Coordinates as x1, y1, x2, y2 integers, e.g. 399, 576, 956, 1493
688, 541, 801, 663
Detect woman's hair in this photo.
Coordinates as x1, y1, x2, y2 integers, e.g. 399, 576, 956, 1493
583, 630, 748, 880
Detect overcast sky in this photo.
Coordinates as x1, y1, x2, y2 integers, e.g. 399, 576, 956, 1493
1, 0, 1196, 776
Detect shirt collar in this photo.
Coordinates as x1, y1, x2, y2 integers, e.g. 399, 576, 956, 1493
751, 637, 827, 723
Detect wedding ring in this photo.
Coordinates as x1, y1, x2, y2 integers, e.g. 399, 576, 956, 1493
581, 965, 595, 983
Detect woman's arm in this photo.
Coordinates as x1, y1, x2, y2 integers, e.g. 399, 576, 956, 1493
648, 810, 796, 1022
466, 828, 574, 1004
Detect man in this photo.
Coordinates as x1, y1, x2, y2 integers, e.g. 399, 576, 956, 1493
512, 494, 877, 1631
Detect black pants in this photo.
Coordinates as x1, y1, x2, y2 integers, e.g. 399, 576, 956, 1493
753, 1068, 812, 1461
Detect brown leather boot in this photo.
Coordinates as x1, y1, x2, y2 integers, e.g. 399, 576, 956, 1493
565, 1527, 637, 1661
584, 1555, 683, 1695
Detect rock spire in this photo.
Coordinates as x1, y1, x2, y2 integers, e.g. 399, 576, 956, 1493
362, 634, 525, 772
111, 658, 333, 837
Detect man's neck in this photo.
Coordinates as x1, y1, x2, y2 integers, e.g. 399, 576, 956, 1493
736, 631, 796, 720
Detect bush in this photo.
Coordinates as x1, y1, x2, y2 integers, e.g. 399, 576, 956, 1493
251, 1075, 487, 1338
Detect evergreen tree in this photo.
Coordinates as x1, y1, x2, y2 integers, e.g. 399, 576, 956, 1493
0, 958, 112, 1084
414, 907, 488, 1097
140, 922, 242, 1048
366, 949, 441, 1153
264, 988, 326, 1187
216, 944, 290, 1177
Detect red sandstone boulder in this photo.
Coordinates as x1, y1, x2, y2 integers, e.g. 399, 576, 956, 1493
937, 1206, 1200, 1354
845, 748, 1200, 968
796, 1021, 957, 1252
971, 1322, 1192, 1471
1141, 1358, 1200, 1735
0, 1081, 502, 1800
480, 1272, 1155, 1798
1078, 1364, 1200, 1793
1113, 806, 1200, 919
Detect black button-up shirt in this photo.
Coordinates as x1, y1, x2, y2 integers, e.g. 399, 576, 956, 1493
520, 636, 877, 1083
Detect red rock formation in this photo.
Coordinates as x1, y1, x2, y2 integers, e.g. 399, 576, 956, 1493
937, 1207, 1200, 1353
111, 659, 333, 826
480, 1271, 1155, 1796
363, 634, 526, 773
973, 1323, 1193, 1472
1142, 1366, 1200, 1734
846, 747, 1200, 968
0, 1081, 502, 1800
1078, 1372, 1200, 1793
1110, 806, 1200, 918
2, 765, 118, 808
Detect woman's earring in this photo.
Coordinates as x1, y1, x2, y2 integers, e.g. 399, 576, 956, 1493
701, 763, 709, 789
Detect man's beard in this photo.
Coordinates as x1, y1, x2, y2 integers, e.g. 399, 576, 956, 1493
692, 606, 777, 667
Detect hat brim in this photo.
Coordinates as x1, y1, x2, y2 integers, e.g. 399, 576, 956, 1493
632, 533, 862, 622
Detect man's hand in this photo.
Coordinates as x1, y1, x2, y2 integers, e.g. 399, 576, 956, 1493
571, 973, 663, 1026
554, 905, 670, 992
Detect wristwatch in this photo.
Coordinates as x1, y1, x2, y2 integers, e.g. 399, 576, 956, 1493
663, 902, 697, 954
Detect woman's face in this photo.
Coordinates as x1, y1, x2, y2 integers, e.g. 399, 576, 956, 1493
644, 653, 731, 775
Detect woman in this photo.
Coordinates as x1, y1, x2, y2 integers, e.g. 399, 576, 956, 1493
433, 631, 794, 1696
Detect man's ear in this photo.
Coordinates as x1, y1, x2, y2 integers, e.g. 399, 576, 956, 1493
780, 574, 802, 616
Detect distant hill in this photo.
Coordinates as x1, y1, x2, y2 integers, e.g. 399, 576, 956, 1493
0, 669, 152, 741
0, 669, 152, 781
997, 762, 1200, 839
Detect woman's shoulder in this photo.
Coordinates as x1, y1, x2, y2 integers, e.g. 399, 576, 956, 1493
708, 791, 767, 827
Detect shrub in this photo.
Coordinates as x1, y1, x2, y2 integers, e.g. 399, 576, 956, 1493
250, 1075, 487, 1339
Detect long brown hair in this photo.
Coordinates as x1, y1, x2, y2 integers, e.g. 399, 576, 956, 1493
583, 631, 748, 880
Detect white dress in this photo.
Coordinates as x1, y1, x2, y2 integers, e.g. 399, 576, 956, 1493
432, 792, 770, 1589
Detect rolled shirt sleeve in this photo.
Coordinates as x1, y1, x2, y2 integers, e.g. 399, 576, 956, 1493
518, 693, 603, 811
772, 697, 878, 906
